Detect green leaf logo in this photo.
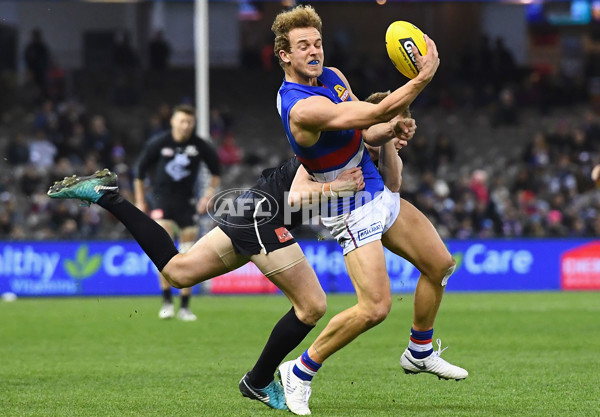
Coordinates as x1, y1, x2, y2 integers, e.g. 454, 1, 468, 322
452, 252, 463, 271
64, 245, 102, 280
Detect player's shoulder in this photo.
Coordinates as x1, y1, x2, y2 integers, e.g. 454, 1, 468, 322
192, 135, 213, 146
191, 135, 218, 153
326, 66, 343, 77
325, 67, 351, 86
147, 130, 170, 145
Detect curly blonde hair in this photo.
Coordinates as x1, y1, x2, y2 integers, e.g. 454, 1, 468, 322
271, 5, 322, 68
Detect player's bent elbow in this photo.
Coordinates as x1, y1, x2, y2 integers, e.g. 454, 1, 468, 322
386, 177, 402, 193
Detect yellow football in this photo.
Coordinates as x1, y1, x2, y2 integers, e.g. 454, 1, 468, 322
385, 21, 427, 79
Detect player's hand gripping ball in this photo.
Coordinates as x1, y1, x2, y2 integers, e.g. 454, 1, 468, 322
385, 21, 427, 79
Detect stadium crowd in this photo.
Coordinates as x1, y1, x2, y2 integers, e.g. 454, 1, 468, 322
0, 30, 599, 241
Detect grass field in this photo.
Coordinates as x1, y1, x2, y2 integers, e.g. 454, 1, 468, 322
1, 292, 599, 417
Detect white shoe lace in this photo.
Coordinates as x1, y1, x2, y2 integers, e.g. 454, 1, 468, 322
290, 380, 311, 414
433, 338, 449, 357
298, 380, 312, 404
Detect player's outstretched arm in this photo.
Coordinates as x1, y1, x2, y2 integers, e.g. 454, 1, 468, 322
290, 36, 438, 144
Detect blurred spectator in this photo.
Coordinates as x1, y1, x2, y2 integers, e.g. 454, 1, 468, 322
113, 32, 139, 70
60, 218, 80, 240
402, 133, 431, 172
46, 58, 66, 102
546, 210, 567, 237
492, 87, 519, 127
113, 32, 140, 106
218, 134, 242, 166
146, 113, 166, 138
569, 128, 592, 162
582, 110, 600, 144
50, 157, 75, 183
48, 200, 79, 235
7, 133, 30, 166
157, 103, 172, 130
261, 36, 276, 71
29, 129, 57, 169
469, 169, 489, 204
85, 115, 112, 167
23, 28, 50, 97
432, 133, 455, 168
523, 132, 551, 166
148, 31, 171, 71
546, 118, 574, 153
20, 165, 43, 197
19, 70, 43, 106
79, 207, 101, 238
210, 108, 226, 141
492, 37, 516, 86
0, 210, 14, 238
59, 122, 86, 164
33, 99, 57, 132
57, 99, 86, 138
501, 203, 523, 237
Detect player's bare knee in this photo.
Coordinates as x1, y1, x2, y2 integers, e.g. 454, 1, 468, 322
425, 255, 456, 287
170, 272, 197, 289
295, 295, 327, 326
439, 257, 456, 287
161, 259, 192, 289
361, 301, 391, 328
161, 271, 183, 289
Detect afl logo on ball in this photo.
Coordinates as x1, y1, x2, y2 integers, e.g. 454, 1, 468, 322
400, 38, 419, 68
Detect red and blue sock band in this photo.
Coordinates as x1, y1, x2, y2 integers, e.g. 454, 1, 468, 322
408, 327, 434, 359
292, 350, 322, 381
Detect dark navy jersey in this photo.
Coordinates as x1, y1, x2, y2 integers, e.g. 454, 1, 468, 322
134, 131, 220, 199
232, 156, 303, 229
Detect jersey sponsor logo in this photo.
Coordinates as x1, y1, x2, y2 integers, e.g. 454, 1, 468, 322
334, 84, 350, 101
184, 145, 199, 157
275, 227, 293, 243
357, 222, 383, 241
161, 147, 174, 157
165, 153, 191, 181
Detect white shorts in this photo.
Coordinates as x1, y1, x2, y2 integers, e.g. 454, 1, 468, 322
321, 187, 401, 255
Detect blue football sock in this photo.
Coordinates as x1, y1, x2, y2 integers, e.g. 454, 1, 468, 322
292, 350, 322, 381
408, 327, 434, 359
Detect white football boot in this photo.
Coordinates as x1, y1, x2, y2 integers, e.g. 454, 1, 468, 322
278, 360, 312, 415
158, 303, 175, 319
176, 308, 197, 322
400, 339, 468, 381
